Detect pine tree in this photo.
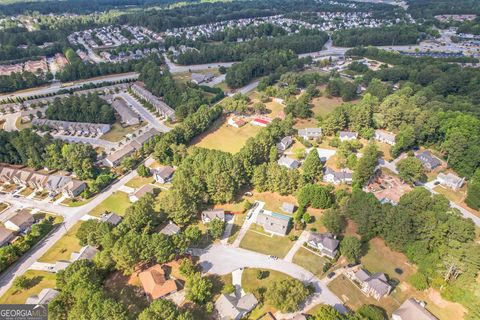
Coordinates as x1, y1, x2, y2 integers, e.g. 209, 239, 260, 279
302, 149, 323, 183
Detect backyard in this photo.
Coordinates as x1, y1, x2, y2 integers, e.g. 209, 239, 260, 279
0, 270, 56, 304
89, 191, 131, 217
38, 221, 83, 263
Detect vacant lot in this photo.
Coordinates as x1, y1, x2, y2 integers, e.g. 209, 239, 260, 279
89, 191, 131, 217
311, 95, 344, 117
191, 116, 262, 154
293, 247, 329, 278
101, 122, 145, 142
39, 221, 83, 263
239, 224, 297, 258
0, 270, 56, 304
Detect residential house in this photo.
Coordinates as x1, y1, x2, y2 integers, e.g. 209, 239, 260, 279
323, 167, 353, 185
416, 150, 441, 171
228, 117, 246, 128
26, 288, 59, 305
111, 98, 140, 126
201, 209, 225, 223
130, 82, 175, 120
339, 131, 358, 141
5, 210, 35, 233
153, 166, 175, 184
256, 210, 291, 236
0, 227, 14, 247
281, 202, 295, 214
139, 264, 179, 300
306, 233, 339, 259
13, 169, 32, 186
298, 128, 322, 140
105, 144, 137, 167
251, 118, 271, 127
70, 245, 99, 262
27, 172, 48, 190
277, 156, 300, 169
437, 172, 465, 191
100, 212, 123, 226
350, 268, 392, 300
62, 179, 86, 198
392, 298, 437, 320
191, 72, 214, 84
159, 221, 181, 236
129, 184, 156, 202
276, 136, 293, 152
0, 166, 17, 184
215, 293, 258, 320
374, 130, 396, 146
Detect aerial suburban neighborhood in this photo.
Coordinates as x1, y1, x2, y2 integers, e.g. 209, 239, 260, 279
0, 0, 479, 320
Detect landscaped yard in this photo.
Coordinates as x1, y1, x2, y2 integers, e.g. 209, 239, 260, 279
0, 270, 56, 304
19, 187, 34, 197
191, 116, 262, 154
239, 224, 297, 258
125, 175, 155, 189
292, 247, 329, 278
0, 202, 8, 212
89, 191, 131, 217
101, 122, 145, 142
38, 221, 83, 263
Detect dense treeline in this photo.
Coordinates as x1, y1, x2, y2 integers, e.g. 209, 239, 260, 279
175, 29, 328, 65
226, 50, 308, 88
0, 129, 97, 179
407, 0, 480, 19
45, 93, 115, 124
457, 18, 480, 35
0, 71, 51, 94
332, 25, 421, 47
209, 23, 287, 42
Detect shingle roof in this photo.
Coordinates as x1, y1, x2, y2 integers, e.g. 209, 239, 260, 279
393, 298, 438, 320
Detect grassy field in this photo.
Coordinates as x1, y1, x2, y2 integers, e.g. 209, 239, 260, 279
125, 175, 155, 188
89, 191, 131, 217
101, 122, 145, 142
0, 202, 8, 212
244, 191, 298, 212
292, 247, 329, 278
191, 116, 262, 154
239, 224, 297, 258
242, 268, 295, 319
0, 270, 56, 304
38, 221, 83, 263
375, 142, 393, 161
311, 95, 344, 117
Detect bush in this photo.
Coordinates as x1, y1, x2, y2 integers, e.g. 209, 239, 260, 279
409, 272, 429, 290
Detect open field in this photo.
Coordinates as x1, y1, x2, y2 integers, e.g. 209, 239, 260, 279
239, 224, 297, 258
0, 270, 56, 304
292, 247, 329, 278
191, 116, 262, 154
38, 221, 83, 263
311, 95, 344, 116
101, 122, 145, 142
89, 191, 131, 217
244, 191, 298, 213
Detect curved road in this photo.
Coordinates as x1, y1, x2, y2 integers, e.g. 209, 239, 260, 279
199, 245, 346, 316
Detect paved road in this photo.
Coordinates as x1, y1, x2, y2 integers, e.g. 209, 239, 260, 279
199, 244, 346, 316
54, 135, 118, 150
231, 201, 264, 248
117, 92, 172, 133
164, 55, 235, 73
1, 113, 20, 131
0, 168, 141, 297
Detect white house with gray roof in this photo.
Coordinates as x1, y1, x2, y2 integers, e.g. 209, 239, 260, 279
323, 167, 353, 185
256, 210, 291, 236
276, 136, 293, 152
437, 172, 465, 191
307, 232, 339, 259
26, 288, 59, 305
339, 131, 358, 141
215, 293, 258, 320
201, 209, 225, 224
416, 150, 441, 171
349, 268, 392, 300
392, 298, 438, 320
277, 155, 300, 169
374, 130, 396, 145
298, 127, 322, 140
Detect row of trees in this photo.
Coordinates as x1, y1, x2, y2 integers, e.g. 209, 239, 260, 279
332, 25, 422, 47
45, 93, 116, 124
0, 71, 51, 94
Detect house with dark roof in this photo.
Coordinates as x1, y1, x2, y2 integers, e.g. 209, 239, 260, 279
215, 293, 258, 320
153, 166, 174, 184
276, 136, 293, 152
159, 221, 181, 236
277, 155, 300, 169
201, 209, 225, 224
306, 233, 339, 259
256, 210, 291, 236
416, 150, 441, 171
349, 268, 392, 300
392, 298, 437, 320
100, 212, 122, 226
139, 264, 179, 301
4, 209, 34, 233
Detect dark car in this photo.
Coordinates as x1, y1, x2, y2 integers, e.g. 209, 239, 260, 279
327, 272, 335, 279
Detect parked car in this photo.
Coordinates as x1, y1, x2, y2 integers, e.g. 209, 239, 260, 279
327, 272, 336, 279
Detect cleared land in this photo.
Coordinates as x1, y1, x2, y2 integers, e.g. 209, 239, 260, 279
38, 221, 83, 263
0, 270, 56, 304
101, 122, 145, 142
89, 191, 131, 217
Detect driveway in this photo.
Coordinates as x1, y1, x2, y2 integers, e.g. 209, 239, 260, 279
231, 201, 265, 248
284, 230, 309, 262
199, 244, 346, 316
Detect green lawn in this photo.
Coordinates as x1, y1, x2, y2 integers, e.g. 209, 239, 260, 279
239, 224, 296, 258
38, 222, 83, 263
101, 122, 145, 142
125, 176, 154, 189
19, 187, 34, 197
292, 247, 329, 278
227, 212, 246, 244
0, 270, 56, 304
89, 191, 131, 217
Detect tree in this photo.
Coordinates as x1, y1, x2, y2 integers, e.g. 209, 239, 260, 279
302, 149, 323, 183
321, 208, 345, 234
353, 143, 379, 186
297, 184, 333, 209
397, 157, 426, 185
266, 279, 309, 313
76, 219, 111, 247
409, 272, 429, 290
186, 272, 213, 305
313, 305, 344, 320
466, 169, 480, 210
208, 218, 225, 239
392, 125, 416, 157
138, 299, 192, 320
13, 275, 29, 290
355, 305, 388, 320
340, 236, 362, 263
137, 164, 151, 177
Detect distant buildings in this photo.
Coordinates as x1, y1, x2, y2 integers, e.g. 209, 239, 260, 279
191, 72, 214, 84
374, 130, 396, 146
111, 98, 140, 126
437, 172, 465, 191
298, 128, 322, 140
256, 210, 291, 236
105, 128, 159, 167
32, 119, 111, 137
